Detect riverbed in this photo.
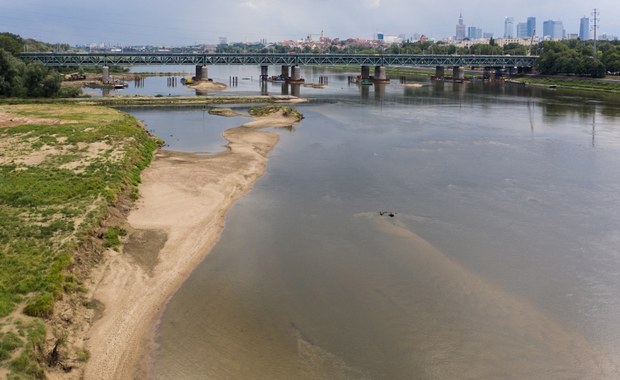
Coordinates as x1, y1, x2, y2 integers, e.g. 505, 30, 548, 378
125, 67, 620, 379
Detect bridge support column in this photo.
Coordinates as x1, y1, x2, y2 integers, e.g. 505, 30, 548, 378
195, 65, 208, 81
435, 66, 445, 80
373, 66, 389, 83
288, 66, 304, 83
291, 84, 301, 97
260, 65, 269, 81
102, 66, 110, 84
361, 65, 370, 80
281, 65, 290, 79
453, 66, 464, 82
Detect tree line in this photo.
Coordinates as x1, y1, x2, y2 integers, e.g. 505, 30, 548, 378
0, 32, 67, 98
218, 38, 620, 78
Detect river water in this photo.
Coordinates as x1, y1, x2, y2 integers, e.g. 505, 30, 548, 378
125, 67, 620, 379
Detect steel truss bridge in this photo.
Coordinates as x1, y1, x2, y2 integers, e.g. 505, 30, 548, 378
19, 52, 537, 68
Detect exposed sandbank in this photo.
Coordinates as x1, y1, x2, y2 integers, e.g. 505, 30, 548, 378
83, 110, 301, 379
187, 80, 228, 92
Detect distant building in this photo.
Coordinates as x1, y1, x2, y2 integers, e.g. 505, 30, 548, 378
494, 38, 532, 47
543, 20, 564, 40
527, 17, 536, 37
504, 17, 514, 38
456, 11, 466, 40
218, 37, 228, 45
516, 23, 528, 38
467, 26, 482, 40
579, 17, 590, 40
483, 32, 494, 39
600, 33, 619, 41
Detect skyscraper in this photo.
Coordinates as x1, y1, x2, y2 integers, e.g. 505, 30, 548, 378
456, 11, 466, 40
504, 17, 514, 38
580, 17, 590, 40
527, 17, 536, 37
543, 20, 564, 40
516, 23, 528, 38
467, 26, 483, 39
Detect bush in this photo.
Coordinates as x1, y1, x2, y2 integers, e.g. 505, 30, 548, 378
23, 293, 55, 318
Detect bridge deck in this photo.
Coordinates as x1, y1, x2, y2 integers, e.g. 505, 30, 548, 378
19, 52, 537, 68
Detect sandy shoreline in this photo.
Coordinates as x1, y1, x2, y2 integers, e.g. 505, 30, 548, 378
83, 110, 301, 379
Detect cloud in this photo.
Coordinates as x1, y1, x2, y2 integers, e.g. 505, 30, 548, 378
366, 0, 381, 8
239, 1, 258, 9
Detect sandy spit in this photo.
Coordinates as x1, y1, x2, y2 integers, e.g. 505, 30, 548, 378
82, 111, 300, 379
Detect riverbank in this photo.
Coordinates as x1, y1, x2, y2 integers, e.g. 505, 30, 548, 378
0, 104, 160, 379
0, 95, 308, 107
83, 106, 302, 379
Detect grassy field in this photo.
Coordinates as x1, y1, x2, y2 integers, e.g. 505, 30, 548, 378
0, 104, 160, 379
524, 76, 620, 92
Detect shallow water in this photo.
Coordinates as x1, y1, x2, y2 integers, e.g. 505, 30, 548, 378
127, 77, 620, 379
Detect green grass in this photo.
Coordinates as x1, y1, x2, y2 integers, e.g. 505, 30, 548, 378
0, 103, 161, 377
524, 77, 620, 92
248, 105, 304, 121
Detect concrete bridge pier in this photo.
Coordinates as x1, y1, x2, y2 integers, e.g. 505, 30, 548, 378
435, 66, 445, 79
453, 66, 465, 82
361, 65, 370, 80
260, 80, 268, 95
260, 65, 269, 81
102, 66, 110, 84
281, 65, 290, 79
290, 83, 301, 97
374, 83, 386, 101
195, 65, 208, 81
373, 66, 389, 83
288, 66, 304, 83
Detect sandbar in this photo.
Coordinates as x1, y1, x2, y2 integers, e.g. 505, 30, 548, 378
82, 109, 301, 379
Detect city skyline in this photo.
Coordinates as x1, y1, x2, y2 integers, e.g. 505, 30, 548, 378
0, 0, 618, 46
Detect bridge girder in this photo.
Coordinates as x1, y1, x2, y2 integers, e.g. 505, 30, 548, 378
19, 53, 538, 68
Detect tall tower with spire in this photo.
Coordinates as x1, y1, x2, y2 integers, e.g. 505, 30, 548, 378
456, 11, 466, 40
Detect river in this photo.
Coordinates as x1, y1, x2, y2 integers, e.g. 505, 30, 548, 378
124, 66, 620, 379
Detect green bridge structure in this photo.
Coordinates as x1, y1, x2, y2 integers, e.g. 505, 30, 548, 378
20, 52, 538, 83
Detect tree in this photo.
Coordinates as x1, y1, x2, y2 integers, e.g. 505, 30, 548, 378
0, 48, 25, 96
602, 47, 620, 74
0, 33, 23, 55
22, 62, 61, 97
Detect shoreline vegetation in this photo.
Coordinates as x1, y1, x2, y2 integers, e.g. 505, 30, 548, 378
0, 94, 308, 107
0, 101, 302, 379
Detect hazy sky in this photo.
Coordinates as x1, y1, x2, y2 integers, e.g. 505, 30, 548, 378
1, 0, 618, 46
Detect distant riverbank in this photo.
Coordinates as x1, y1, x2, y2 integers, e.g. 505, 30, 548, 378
0, 94, 309, 107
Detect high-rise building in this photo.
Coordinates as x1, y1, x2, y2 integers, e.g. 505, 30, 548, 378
504, 17, 514, 38
467, 26, 482, 39
516, 23, 528, 38
456, 11, 466, 40
543, 20, 564, 40
580, 17, 590, 40
527, 17, 536, 37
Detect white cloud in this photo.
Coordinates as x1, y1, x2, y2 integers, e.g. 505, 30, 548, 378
239, 1, 258, 9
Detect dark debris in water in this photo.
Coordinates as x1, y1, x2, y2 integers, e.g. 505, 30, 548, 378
379, 211, 397, 218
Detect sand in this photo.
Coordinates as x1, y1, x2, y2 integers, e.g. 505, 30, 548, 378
82, 110, 301, 379
187, 80, 228, 92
